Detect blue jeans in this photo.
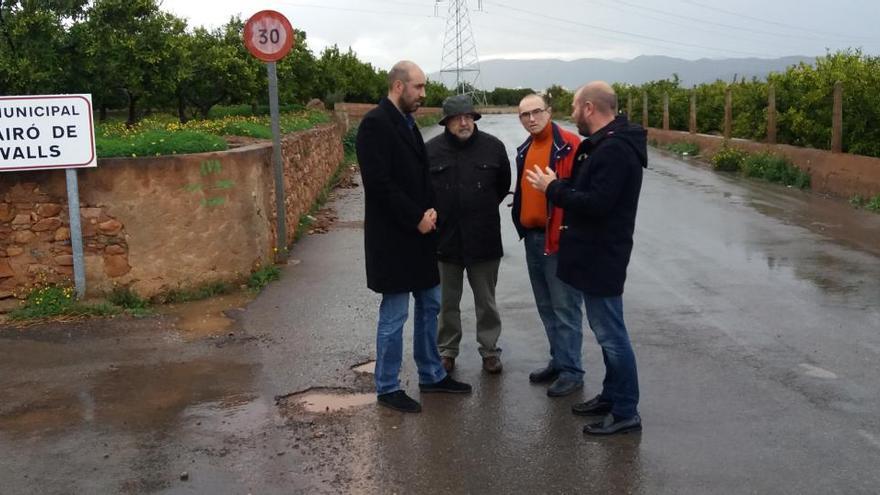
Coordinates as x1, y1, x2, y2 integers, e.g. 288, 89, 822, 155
375, 285, 447, 395
583, 295, 640, 419
523, 230, 584, 382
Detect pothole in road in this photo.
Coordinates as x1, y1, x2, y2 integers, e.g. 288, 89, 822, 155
351, 360, 375, 374
159, 292, 254, 340
277, 388, 374, 414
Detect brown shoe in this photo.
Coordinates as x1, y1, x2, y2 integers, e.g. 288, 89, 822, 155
441, 356, 455, 373
482, 356, 503, 374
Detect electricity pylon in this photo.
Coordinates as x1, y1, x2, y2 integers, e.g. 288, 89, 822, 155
436, 0, 487, 106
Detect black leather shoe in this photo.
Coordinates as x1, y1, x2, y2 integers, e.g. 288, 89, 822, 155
529, 365, 559, 384
572, 395, 613, 416
583, 414, 642, 436
377, 390, 421, 413
546, 377, 583, 397
419, 375, 472, 394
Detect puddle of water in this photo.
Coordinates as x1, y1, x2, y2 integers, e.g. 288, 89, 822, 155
91, 358, 256, 430
0, 358, 256, 436
0, 390, 84, 434
160, 292, 255, 339
184, 394, 274, 434
296, 391, 375, 413
352, 361, 375, 374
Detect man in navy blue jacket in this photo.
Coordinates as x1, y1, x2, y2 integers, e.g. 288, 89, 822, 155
526, 81, 646, 436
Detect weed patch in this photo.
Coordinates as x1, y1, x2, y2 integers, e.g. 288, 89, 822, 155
9, 284, 122, 321
248, 265, 281, 291
711, 145, 747, 172
156, 282, 234, 304
107, 287, 153, 317
741, 152, 810, 189
665, 142, 700, 156
851, 193, 880, 212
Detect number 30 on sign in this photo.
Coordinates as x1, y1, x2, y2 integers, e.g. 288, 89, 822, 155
244, 10, 295, 62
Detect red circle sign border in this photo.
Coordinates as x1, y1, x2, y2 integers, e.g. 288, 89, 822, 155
244, 10, 295, 62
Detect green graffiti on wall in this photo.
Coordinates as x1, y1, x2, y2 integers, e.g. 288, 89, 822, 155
183, 159, 236, 208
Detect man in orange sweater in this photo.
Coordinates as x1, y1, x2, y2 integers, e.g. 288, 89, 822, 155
511, 94, 585, 397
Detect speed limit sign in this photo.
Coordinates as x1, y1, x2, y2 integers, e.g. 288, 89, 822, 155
244, 10, 294, 62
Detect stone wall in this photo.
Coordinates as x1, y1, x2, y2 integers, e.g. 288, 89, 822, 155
648, 129, 880, 199
333, 103, 441, 130
0, 122, 344, 304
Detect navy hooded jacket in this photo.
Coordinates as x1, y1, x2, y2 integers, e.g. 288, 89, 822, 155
545, 115, 647, 296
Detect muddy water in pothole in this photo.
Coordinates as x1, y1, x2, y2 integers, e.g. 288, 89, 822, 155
0, 357, 257, 436
160, 292, 255, 340
294, 391, 375, 413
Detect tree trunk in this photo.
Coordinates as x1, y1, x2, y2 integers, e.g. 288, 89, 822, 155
177, 93, 188, 124
125, 90, 139, 128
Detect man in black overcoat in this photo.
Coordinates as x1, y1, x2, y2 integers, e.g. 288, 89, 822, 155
356, 60, 472, 413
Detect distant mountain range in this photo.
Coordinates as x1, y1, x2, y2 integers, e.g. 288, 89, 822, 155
429, 55, 814, 90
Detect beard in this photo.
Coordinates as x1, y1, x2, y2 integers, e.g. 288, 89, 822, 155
400, 94, 423, 114
454, 128, 473, 140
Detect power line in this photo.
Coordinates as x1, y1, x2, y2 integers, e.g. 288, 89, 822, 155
567, 0, 809, 53
679, 0, 880, 42
276, 1, 435, 19
609, 0, 853, 44
477, 9, 750, 59
481, 1, 774, 58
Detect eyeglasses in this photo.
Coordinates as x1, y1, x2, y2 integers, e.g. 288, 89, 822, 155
519, 107, 547, 120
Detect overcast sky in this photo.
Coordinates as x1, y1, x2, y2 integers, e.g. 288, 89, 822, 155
161, 0, 879, 73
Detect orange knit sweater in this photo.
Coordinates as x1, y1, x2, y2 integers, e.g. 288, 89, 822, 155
519, 123, 553, 229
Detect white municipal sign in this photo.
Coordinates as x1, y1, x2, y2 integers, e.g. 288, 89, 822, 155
0, 94, 96, 172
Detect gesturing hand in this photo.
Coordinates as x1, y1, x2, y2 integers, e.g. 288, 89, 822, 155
525, 165, 557, 193
417, 208, 437, 234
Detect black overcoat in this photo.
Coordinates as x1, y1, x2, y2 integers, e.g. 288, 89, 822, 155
356, 97, 440, 293
426, 127, 511, 265
545, 115, 647, 297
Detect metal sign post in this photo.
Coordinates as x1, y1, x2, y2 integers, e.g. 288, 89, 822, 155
65, 169, 87, 298
244, 10, 295, 262
1, 94, 96, 299
266, 61, 287, 258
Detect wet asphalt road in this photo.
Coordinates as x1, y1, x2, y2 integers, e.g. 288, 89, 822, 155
3, 114, 880, 494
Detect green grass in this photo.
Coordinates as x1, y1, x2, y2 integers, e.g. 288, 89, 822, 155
9, 284, 123, 321
850, 193, 880, 212
248, 265, 281, 291
155, 281, 234, 304
107, 287, 154, 317
95, 109, 330, 158
711, 145, 747, 172
708, 145, 810, 189
96, 129, 227, 158
741, 152, 811, 189
342, 126, 357, 161
665, 142, 700, 156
